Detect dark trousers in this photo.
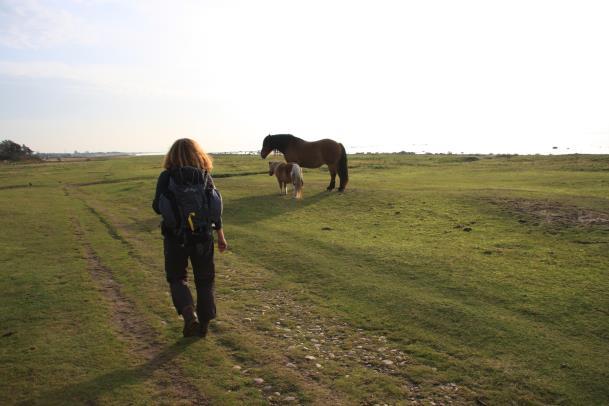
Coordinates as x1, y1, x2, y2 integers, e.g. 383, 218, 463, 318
164, 236, 216, 321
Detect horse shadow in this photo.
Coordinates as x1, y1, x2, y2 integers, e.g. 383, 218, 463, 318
20, 340, 197, 405
224, 190, 333, 225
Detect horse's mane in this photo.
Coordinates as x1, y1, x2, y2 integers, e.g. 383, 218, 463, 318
268, 134, 304, 151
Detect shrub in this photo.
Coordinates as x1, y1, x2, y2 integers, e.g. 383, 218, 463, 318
0, 140, 37, 161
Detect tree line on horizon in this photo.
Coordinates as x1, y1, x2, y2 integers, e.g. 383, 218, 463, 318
0, 140, 38, 162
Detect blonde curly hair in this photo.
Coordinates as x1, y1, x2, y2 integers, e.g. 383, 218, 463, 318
163, 138, 213, 171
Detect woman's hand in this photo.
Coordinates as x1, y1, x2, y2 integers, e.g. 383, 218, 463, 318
216, 228, 228, 253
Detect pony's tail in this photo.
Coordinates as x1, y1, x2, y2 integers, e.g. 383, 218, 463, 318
291, 164, 304, 199
338, 143, 349, 191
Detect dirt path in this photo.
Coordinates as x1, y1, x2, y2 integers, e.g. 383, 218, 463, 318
74, 192, 473, 404
73, 219, 209, 405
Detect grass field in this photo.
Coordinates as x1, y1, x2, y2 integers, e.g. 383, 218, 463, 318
1, 153, 608, 405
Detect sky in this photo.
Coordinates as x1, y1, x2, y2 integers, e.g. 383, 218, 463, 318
0, 0, 608, 154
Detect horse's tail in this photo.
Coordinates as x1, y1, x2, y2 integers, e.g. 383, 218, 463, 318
291, 163, 304, 199
338, 143, 349, 190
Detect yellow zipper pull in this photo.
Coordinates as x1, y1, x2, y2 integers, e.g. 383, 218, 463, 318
188, 212, 196, 232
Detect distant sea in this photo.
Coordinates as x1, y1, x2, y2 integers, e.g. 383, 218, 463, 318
342, 143, 609, 155
133, 152, 164, 156
133, 144, 609, 156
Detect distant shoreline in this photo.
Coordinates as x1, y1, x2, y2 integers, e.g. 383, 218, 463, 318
35, 145, 609, 157
32, 150, 609, 160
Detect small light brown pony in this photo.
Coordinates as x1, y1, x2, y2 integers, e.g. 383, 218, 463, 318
261, 134, 348, 191
268, 161, 304, 199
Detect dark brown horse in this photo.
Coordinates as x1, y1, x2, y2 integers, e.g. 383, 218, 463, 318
261, 134, 348, 191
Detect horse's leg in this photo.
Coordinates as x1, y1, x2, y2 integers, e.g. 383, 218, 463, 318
327, 164, 337, 191
277, 178, 283, 195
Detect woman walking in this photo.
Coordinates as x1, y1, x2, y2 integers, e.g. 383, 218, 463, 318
152, 138, 228, 337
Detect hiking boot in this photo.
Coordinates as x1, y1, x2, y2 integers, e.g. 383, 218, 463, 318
181, 305, 200, 337
198, 319, 210, 338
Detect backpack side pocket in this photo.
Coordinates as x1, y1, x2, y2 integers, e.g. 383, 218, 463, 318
159, 193, 178, 230
207, 188, 223, 226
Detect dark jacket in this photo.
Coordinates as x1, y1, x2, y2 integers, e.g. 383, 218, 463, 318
152, 169, 222, 230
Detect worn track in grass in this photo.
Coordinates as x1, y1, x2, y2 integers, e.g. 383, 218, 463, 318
73, 218, 209, 405
82, 197, 473, 405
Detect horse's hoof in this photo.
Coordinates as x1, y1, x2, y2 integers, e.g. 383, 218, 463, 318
338, 188, 345, 192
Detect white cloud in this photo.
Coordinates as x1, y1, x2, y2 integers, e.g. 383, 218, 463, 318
0, 0, 98, 48
0, 60, 207, 100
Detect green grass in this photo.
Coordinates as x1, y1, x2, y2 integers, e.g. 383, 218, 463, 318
1, 153, 608, 404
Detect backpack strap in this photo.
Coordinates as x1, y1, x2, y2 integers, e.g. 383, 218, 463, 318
203, 170, 209, 190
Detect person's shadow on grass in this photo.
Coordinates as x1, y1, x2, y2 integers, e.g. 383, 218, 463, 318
20, 339, 200, 405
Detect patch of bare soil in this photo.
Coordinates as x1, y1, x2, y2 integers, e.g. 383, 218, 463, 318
489, 198, 609, 227
73, 219, 209, 405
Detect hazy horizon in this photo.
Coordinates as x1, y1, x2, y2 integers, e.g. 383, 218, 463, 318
33, 141, 608, 156
1, 1, 608, 155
